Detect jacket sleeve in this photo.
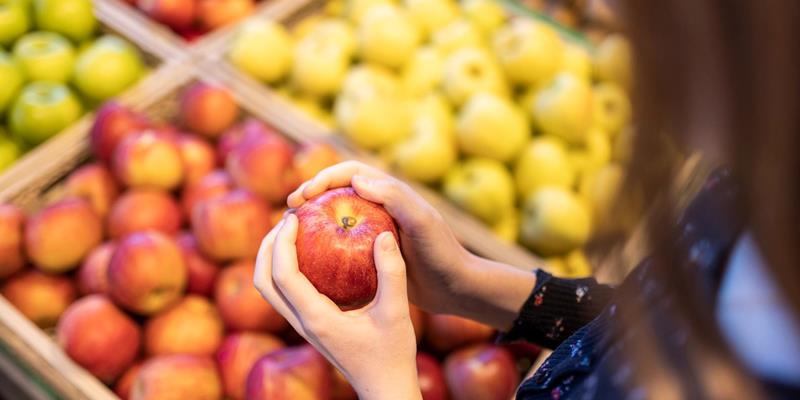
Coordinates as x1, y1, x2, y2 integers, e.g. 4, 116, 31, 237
500, 269, 616, 349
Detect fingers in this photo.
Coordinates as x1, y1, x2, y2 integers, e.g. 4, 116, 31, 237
253, 219, 306, 330
352, 175, 433, 230
371, 232, 409, 318
287, 161, 385, 208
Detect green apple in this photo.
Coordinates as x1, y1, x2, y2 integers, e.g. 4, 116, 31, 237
520, 186, 591, 256
340, 64, 401, 101
612, 125, 634, 164
289, 92, 334, 128
441, 47, 508, 107
412, 92, 453, 134
0, 0, 30, 47
403, 0, 457, 39
357, 4, 420, 69
593, 33, 632, 89
345, 0, 392, 24
9, 81, 82, 145
561, 43, 591, 81
387, 111, 457, 183
532, 72, 593, 144
304, 18, 356, 58
334, 95, 410, 150
73, 35, 143, 101
291, 35, 349, 97
0, 130, 22, 171
579, 163, 624, 234
401, 46, 443, 97
490, 210, 519, 243
431, 19, 483, 54
592, 82, 631, 136
514, 136, 574, 198
493, 19, 564, 87
33, 0, 97, 42
0, 50, 25, 114
12, 31, 75, 83
443, 157, 515, 224
456, 92, 528, 162
570, 128, 612, 179
229, 19, 292, 84
461, 0, 505, 36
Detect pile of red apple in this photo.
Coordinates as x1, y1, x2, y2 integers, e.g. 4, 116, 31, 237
0, 81, 537, 399
124, 0, 262, 41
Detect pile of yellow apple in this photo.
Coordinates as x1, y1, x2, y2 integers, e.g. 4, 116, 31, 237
226, 0, 633, 276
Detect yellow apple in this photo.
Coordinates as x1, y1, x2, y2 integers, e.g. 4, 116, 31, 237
593, 33, 632, 89
492, 19, 564, 86
514, 136, 574, 198
289, 93, 335, 128
345, 0, 392, 24
612, 125, 634, 164
302, 18, 357, 58
290, 36, 349, 97
357, 4, 420, 69
412, 92, 454, 134
568, 128, 611, 178
388, 111, 456, 183
520, 187, 591, 256
401, 46, 444, 97
456, 92, 528, 162
228, 20, 292, 84
403, 0, 458, 39
291, 14, 323, 39
592, 82, 631, 136
579, 163, 624, 233
532, 72, 593, 144
334, 96, 410, 150
325, 0, 345, 16
461, 0, 506, 36
443, 158, 516, 224
561, 43, 591, 81
490, 210, 519, 243
441, 47, 508, 107
563, 249, 592, 277
340, 64, 402, 101
431, 19, 484, 55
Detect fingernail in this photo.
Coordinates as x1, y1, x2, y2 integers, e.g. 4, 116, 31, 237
380, 232, 396, 251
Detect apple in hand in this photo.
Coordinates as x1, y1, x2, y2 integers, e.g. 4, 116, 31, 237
532, 72, 594, 145
138, 0, 196, 31
443, 344, 519, 400
442, 158, 515, 225
441, 47, 507, 107
191, 189, 271, 261
417, 352, 448, 400
132, 355, 222, 400
0, 0, 30, 46
0, 204, 24, 278
34, 0, 97, 42
24, 198, 102, 273
216, 332, 285, 400
9, 82, 82, 146
197, 0, 255, 30
0, 50, 24, 115
176, 232, 220, 296
456, 92, 528, 162
12, 32, 75, 83
425, 314, 494, 353
1, 270, 77, 328
73, 35, 144, 101
295, 187, 399, 309
90, 102, 150, 162
492, 19, 564, 86
520, 187, 591, 256
246, 345, 332, 400
513, 136, 575, 198
229, 19, 292, 84
214, 260, 288, 332
144, 295, 224, 357
64, 163, 120, 218
179, 82, 240, 139
112, 129, 184, 190
108, 188, 183, 239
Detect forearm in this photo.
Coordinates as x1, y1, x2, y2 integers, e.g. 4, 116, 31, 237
355, 367, 423, 400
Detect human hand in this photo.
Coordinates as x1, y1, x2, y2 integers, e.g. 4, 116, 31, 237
253, 214, 421, 400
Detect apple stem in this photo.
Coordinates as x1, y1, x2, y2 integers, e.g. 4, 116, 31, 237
341, 216, 357, 229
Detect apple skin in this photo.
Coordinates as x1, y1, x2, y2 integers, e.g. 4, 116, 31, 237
291, 35, 350, 98
114, 361, 142, 400
191, 189, 272, 261
295, 187, 399, 309
443, 344, 519, 400
24, 198, 102, 273
214, 260, 288, 332
424, 314, 494, 354
34, 0, 97, 42
245, 345, 333, 400
107, 188, 183, 239
107, 231, 187, 315
0, 0, 30, 47
131, 355, 222, 400
293, 141, 341, 182
180, 169, 234, 219
519, 187, 591, 256
0, 134, 22, 172
532, 72, 594, 145
56, 295, 142, 383
176, 232, 220, 296
0, 203, 25, 278
176, 132, 217, 186
144, 295, 224, 357
492, 19, 564, 86
63, 163, 120, 218
179, 83, 240, 139
228, 19, 293, 84
9, 81, 83, 146
197, 0, 255, 30
216, 118, 271, 164
0, 50, 25, 115
138, 0, 196, 31
12, 31, 75, 83
442, 158, 516, 224
455, 92, 529, 162
90, 102, 150, 163
73, 35, 144, 101
226, 122, 297, 204
417, 352, 449, 400
215, 332, 285, 400
76, 242, 115, 295
513, 137, 575, 199
441, 47, 508, 107
1, 270, 77, 328
593, 33, 632, 90
112, 129, 185, 190
332, 368, 357, 400
357, 4, 421, 69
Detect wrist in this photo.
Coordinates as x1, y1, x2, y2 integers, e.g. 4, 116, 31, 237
355, 366, 422, 400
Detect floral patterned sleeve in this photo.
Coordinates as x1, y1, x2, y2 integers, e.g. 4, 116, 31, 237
501, 269, 616, 349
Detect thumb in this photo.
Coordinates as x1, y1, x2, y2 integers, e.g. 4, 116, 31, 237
372, 231, 408, 314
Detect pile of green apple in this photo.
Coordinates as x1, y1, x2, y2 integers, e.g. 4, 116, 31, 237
0, 0, 146, 172
226, 0, 634, 274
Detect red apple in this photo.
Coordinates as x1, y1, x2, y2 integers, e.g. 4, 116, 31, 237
176, 132, 217, 186
417, 352, 449, 400
197, 0, 256, 30
112, 129, 184, 190
132, 355, 222, 400
0, 204, 25, 278
502, 342, 542, 362
214, 260, 288, 332
56, 295, 141, 383
176, 232, 220, 296
108, 231, 187, 315
1, 270, 77, 328
295, 187, 398, 309
138, 0, 196, 31
410, 304, 426, 344
76, 242, 115, 295
180, 169, 234, 218
114, 362, 142, 400
246, 345, 332, 400
145, 295, 224, 356
191, 189, 271, 261
108, 189, 183, 239
179, 26, 206, 42
63, 163, 120, 218
90, 102, 149, 163
294, 141, 342, 182
226, 125, 298, 204
24, 198, 102, 273
179, 83, 240, 138
443, 344, 520, 400
216, 332, 285, 400
332, 368, 357, 400
216, 119, 273, 164
425, 314, 495, 353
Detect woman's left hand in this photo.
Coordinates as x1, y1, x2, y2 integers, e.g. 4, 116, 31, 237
253, 214, 422, 400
